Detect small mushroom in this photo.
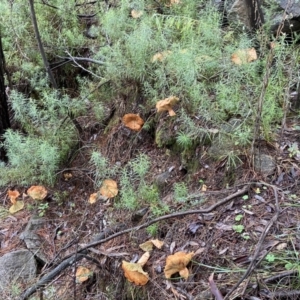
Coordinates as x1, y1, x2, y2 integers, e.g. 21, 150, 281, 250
122, 114, 144, 131
156, 96, 179, 116
7, 190, 20, 204
164, 251, 194, 279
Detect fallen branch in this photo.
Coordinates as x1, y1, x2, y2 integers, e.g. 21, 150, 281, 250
19, 185, 248, 300
209, 273, 224, 300
261, 289, 300, 299
264, 270, 298, 284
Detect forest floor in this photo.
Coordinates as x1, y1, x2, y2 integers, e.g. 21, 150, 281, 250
2, 109, 300, 300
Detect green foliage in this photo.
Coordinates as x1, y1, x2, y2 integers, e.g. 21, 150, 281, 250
265, 254, 275, 263
146, 224, 158, 236
176, 132, 193, 150
174, 182, 188, 202
235, 214, 243, 221
90, 151, 117, 188
232, 224, 244, 233
116, 154, 167, 215
37, 202, 49, 217
0, 130, 60, 186
0, 87, 82, 186
117, 154, 151, 210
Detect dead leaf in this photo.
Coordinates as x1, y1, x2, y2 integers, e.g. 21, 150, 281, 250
151, 239, 164, 249
188, 222, 202, 234
99, 179, 118, 198
139, 241, 154, 252
170, 241, 176, 254
253, 187, 260, 194
63, 172, 72, 181
219, 248, 228, 255
156, 96, 179, 116
201, 184, 207, 192
27, 186, 48, 200
7, 190, 20, 205
131, 9, 143, 19
231, 48, 257, 65
9, 201, 24, 214
165, 0, 181, 7
194, 247, 206, 256
76, 266, 92, 283
138, 251, 150, 266
215, 222, 233, 231
88, 193, 98, 204
164, 251, 194, 279
188, 241, 199, 246
122, 260, 149, 285
122, 114, 144, 131
151, 50, 171, 62
276, 243, 287, 250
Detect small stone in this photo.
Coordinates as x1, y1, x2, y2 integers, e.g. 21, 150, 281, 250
155, 171, 171, 187
254, 153, 276, 176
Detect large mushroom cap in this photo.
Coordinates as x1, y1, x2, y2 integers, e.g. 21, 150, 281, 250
122, 114, 144, 131
122, 261, 149, 286
27, 185, 48, 200
99, 179, 118, 198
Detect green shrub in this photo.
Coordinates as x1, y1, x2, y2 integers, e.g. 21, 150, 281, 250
0, 89, 82, 186
0, 130, 60, 185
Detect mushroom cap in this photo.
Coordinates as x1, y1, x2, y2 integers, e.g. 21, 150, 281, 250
156, 96, 179, 116
122, 114, 144, 131
164, 251, 194, 279
231, 48, 257, 65
99, 179, 118, 198
122, 261, 149, 286
27, 185, 48, 200
7, 190, 20, 204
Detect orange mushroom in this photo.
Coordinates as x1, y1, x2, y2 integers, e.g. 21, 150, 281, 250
7, 190, 20, 205
122, 114, 144, 131
122, 260, 149, 286
231, 48, 257, 65
164, 251, 194, 279
156, 96, 179, 116
27, 185, 48, 201
99, 179, 118, 198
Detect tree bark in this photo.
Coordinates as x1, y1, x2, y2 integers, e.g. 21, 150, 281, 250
246, 0, 264, 30
0, 32, 10, 161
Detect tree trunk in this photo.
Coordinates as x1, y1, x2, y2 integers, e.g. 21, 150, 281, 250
0, 32, 10, 161
246, 0, 264, 30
